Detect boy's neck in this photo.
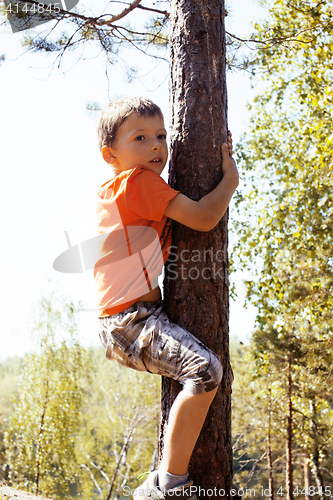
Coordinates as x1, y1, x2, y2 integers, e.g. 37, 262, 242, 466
111, 165, 148, 178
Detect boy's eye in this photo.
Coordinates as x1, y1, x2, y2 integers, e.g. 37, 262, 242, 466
158, 134, 166, 140
135, 135, 145, 141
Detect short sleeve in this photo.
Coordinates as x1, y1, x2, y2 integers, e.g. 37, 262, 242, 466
128, 168, 180, 221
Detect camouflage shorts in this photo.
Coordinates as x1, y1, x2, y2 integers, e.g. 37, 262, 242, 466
98, 300, 223, 394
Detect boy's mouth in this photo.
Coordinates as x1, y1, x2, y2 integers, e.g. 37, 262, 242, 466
150, 157, 162, 163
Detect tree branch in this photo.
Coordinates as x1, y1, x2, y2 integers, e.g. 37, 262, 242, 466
106, 414, 145, 500
79, 464, 103, 496
95, 0, 142, 26
226, 18, 333, 48
88, 458, 111, 485
137, 5, 169, 16
12, 0, 143, 28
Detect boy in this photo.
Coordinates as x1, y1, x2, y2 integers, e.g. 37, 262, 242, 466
94, 97, 238, 500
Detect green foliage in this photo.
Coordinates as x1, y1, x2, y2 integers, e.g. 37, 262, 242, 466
77, 348, 160, 498
231, 340, 285, 489
232, 0, 333, 491
0, 293, 160, 499
233, 0, 333, 389
0, 356, 22, 420
4, 294, 90, 498
0, 356, 23, 483
231, 339, 333, 491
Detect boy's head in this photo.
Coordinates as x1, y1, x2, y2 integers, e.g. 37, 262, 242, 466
97, 97, 168, 176
97, 97, 164, 151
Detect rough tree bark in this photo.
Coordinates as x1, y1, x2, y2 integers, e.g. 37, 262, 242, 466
161, 0, 234, 497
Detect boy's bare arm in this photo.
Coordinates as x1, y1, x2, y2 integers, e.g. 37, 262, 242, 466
164, 141, 239, 232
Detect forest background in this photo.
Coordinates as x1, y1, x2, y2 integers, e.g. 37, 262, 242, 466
0, 0, 332, 498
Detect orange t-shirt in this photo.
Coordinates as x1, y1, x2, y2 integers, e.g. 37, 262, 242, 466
94, 166, 180, 316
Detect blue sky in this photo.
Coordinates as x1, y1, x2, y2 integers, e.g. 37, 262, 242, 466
0, 0, 265, 361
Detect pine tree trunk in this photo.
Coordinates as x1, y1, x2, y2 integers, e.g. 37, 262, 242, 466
310, 400, 324, 500
161, 0, 234, 497
303, 447, 311, 500
267, 382, 274, 500
286, 358, 293, 500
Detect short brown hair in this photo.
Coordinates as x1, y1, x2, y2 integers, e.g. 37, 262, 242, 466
97, 97, 163, 151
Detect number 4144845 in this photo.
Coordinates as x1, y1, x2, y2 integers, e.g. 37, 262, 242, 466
277, 486, 332, 496
5, 3, 61, 14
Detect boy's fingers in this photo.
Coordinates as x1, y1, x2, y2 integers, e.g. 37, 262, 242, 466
222, 142, 232, 156
222, 141, 233, 156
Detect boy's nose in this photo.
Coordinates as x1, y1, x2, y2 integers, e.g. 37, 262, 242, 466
151, 141, 161, 151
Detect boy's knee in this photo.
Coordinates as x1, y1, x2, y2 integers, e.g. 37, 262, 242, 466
198, 354, 223, 393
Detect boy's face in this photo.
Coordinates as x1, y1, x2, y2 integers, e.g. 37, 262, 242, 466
102, 112, 168, 176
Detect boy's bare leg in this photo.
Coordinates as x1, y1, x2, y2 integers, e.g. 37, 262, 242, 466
159, 388, 218, 476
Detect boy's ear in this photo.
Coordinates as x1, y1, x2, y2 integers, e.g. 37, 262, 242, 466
102, 146, 117, 164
